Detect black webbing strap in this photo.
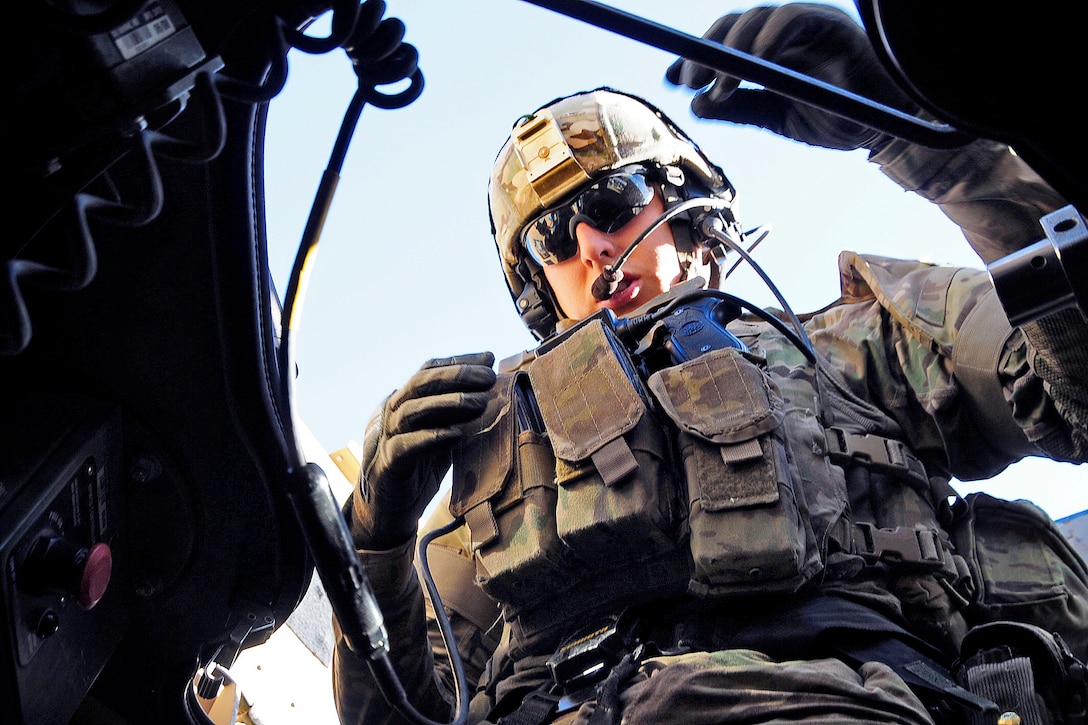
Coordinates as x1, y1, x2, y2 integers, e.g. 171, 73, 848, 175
496, 688, 561, 725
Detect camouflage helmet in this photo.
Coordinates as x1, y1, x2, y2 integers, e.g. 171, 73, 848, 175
489, 87, 735, 340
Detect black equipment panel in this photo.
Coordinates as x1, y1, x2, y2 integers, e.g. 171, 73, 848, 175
1, 397, 127, 724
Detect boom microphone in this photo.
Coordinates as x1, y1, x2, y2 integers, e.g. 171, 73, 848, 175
592, 266, 623, 300
589, 198, 736, 301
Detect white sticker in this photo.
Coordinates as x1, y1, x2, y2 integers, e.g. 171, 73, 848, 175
112, 3, 177, 60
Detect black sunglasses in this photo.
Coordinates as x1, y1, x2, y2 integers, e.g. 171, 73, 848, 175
521, 169, 656, 266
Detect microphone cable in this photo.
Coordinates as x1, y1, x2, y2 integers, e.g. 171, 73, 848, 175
590, 195, 816, 364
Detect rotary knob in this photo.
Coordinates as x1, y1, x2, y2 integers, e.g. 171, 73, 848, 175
21, 534, 113, 610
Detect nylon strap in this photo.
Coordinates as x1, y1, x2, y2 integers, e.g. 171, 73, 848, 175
720, 438, 763, 465
590, 437, 639, 487
464, 502, 500, 550
834, 637, 998, 715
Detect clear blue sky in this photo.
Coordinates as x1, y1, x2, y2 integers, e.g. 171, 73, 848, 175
262, 0, 1084, 519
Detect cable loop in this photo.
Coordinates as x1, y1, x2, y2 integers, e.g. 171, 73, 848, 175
343, 0, 425, 110
215, 15, 292, 104
283, 0, 362, 55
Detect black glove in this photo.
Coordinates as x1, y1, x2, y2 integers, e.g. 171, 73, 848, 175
350, 351, 496, 550
665, 4, 919, 151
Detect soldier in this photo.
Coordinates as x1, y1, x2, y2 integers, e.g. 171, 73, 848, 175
333, 5, 1087, 724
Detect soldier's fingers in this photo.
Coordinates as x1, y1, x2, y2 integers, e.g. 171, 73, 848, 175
391, 360, 497, 410
421, 351, 495, 370
666, 12, 745, 90
692, 88, 792, 131
380, 426, 461, 468
386, 390, 492, 435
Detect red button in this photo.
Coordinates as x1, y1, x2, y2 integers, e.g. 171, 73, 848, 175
78, 542, 112, 610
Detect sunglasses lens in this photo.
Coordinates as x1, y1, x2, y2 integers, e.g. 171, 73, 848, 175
579, 173, 654, 233
521, 172, 655, 266
524, 213, 579, 266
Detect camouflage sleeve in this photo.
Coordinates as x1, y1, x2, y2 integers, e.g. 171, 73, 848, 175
869, 136, 1067, 263
835, 254, 1087, 479
867, 137, 1088, 464
870, 133, 1066, 261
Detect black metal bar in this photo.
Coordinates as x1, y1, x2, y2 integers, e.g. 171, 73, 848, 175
519, 0, 974, 149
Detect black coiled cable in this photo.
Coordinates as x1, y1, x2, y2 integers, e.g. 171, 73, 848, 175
283, 0, 362, 54
344, 0, 424, 110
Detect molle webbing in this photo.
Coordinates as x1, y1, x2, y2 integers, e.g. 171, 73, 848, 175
510, 549, 693, 639
529, 317, 679, 567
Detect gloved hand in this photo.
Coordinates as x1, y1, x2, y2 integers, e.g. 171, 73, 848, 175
350, 351, 496, 550
665, 4, 919, 151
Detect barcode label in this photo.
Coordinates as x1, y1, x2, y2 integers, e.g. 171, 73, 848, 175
112, 3, 177, 60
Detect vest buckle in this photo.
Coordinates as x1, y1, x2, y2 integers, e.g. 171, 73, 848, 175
853, 523, 947, 572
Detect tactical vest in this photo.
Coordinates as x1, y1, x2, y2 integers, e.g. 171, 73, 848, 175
447, 303, 1088, 664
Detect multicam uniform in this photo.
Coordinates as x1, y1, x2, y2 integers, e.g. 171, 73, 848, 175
333, 132, 1088, 724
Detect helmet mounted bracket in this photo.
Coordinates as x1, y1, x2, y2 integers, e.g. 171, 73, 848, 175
513, 109, 592, 209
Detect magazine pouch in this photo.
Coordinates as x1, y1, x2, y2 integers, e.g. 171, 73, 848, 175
529, 317, 679, 569
450, 371, 569, 609
648, 347, 821, 597
954, 621, 1087, 725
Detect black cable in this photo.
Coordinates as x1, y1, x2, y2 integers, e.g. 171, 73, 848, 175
270, 11, 470, 723
618, 288, 816, 365
344, 1, 425, 111
599, 193, 816, 363
277, 0, 423, 460
284, 0, 362, 55
699, 214, 817, 360
0, 191, 104, 355
695, 216, 881, 433
145, 73, 229, 164
347, 514, 471, 725
215, 15, 292, 104
2, 59, 229, 356
0, 111, 176, 354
